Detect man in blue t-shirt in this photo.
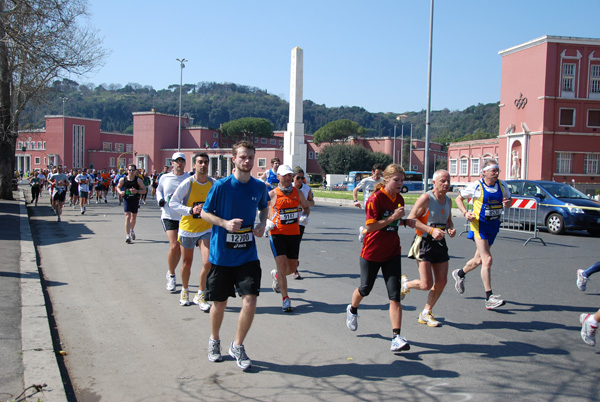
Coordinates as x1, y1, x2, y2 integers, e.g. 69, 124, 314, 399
201, 140, 269, 371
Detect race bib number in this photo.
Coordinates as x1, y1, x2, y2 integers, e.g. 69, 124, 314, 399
56, 186, 66, 194
484, 204, 502, 220
279, 207, 299, 225
226, 226, 254, 249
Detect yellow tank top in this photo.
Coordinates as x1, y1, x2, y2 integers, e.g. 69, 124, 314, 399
180, 176, 213, 234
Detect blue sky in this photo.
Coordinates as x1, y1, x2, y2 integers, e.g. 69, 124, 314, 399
84, 0, 599, 114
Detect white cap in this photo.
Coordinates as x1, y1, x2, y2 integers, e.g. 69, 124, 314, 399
277, 165, 294, 176
171, 152, 185, 160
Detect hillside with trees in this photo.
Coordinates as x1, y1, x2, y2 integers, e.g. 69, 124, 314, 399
21, 79, 500, 147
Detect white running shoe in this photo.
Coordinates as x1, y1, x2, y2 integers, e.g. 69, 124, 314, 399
577, 269, 588, 291
452, 269, 465, 294
130, 230, 136, 240
193, 291, 211, 312
390, 335, 410, 352
180, 289, 190, 306
418, 312, 440, 327
229, 342, 252, 371
580, 313, 597, 346
485, 294, 505, 310
166, 272, 176, 292
346, 304, 358, 331
207, 338, 223, 362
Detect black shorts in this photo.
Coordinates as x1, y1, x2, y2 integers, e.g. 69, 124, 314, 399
123, 197, 140, 214
53, 189, 66, 203
269, 234, 301, 259
161, 218, 179, 232
358, 255, 402, 302
70, 186, 78, 196
408, 235, 449, 264
205, 260, 262, 302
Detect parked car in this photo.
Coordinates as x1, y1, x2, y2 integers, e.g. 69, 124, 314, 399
505, 180, 600, 235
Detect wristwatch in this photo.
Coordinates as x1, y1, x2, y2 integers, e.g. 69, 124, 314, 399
188, 207, 194, 215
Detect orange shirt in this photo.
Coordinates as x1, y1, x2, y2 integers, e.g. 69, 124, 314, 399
270, 187, 300, 236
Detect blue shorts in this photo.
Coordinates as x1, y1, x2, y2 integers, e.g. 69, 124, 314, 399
467, 229, 498, 246
123, 197, 140, 214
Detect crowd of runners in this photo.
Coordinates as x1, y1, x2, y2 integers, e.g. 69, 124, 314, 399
23, 145, 599, 370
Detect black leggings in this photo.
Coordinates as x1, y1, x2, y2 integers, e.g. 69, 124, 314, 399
31, 185, 40, 202
358, 255, 402, 302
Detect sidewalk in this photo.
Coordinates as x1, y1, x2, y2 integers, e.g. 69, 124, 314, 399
0, 186, 66, 401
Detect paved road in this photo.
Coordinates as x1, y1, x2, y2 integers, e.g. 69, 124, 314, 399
26, 193, 600, 401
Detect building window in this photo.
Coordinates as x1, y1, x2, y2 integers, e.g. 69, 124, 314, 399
315, 152, 319, 160
37, 141, 42, 149
109, 157, 115, 167
126, 144, 133, 152
118, 158, 126, 168
270, 139, 277, 145
43, 142, 46, 150
258, 158, 266, 168
116, 143, 124, 152
103, 142, 112, 152
470, 158, 480, 176
253, 137, 258, 143
556, 152, 572, 174
213, 132, 219, 138
459, 159, 468, 176
449, 159, 457, 176
308, 151, 314, 160
585, 153, 600, 174
559, 108, 575, 126
18, 141, 22, 149
34, 157, 40, 165
591, 65, 600, 96
72, 124, 85, 168
588, 110, 600, 127
279, 140, 284, 146
562, 63, 575, 94
261, 138, 267, 144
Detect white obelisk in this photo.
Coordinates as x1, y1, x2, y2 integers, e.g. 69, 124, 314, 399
284, 47, 306, 171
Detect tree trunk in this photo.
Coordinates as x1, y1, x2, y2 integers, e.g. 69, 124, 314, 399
0, 0, 15, 200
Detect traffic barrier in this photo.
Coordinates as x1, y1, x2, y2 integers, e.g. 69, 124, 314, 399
500, 197, 546, 246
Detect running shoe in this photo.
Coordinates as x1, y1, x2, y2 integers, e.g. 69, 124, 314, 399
346, 304, 358, 331
57, 216, 61, 222
390, 335, 410, 352
358, 226, 366, 242
292, 270, 303, 280
418, 312, 440, 327
125, 236, 132, 244
166, 272, 176, 292
104, 199, 107, 203
193, 291, 211, 312
207, 338, 223, 362
282, 297, 293, 312
485, 294, 505, 310
400, 275, 409, 300
577, 269, 588, 291
452, 269, 465, 294
580, 313, 597, 346
180, 289, 190, 306
130, 230, 136, 240
271, 269, 280, 293
229, 342, 252, 370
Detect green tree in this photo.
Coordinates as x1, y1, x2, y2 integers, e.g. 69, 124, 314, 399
318, 144, 391, 174
0, 0, 105, 199
220, 117, 274, 141
313, 119, 365, 146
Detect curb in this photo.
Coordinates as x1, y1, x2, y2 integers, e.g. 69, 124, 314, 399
18, 190, 67, 401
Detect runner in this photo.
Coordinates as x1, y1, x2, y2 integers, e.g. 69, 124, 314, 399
156, 153, 189, 292
75, 168, 91, 215
50, 167, 69, 222
68, 169, 79, 208
140, 169, 150, 205
201, 140, 269, 371
169, 153, 214, 310
150, 169, 159, 198
268, 165, 309, 312
117, 164, 146, 244
113, 168, 126, 205
452, 159, 512, 310
345, 164, 415, 351
401, 169, 456, 327
291, 167, 315, 280
29, 169, 44, 206
260, 157, 280, 190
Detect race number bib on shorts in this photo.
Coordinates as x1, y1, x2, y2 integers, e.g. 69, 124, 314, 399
226, 226, 254, 249
484, 204, 502, 221
279, 207, 299, 225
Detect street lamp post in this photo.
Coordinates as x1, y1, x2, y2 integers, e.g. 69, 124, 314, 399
424, 0, 434, 191
176, 58, 187, 152
61, 97, 67, 169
